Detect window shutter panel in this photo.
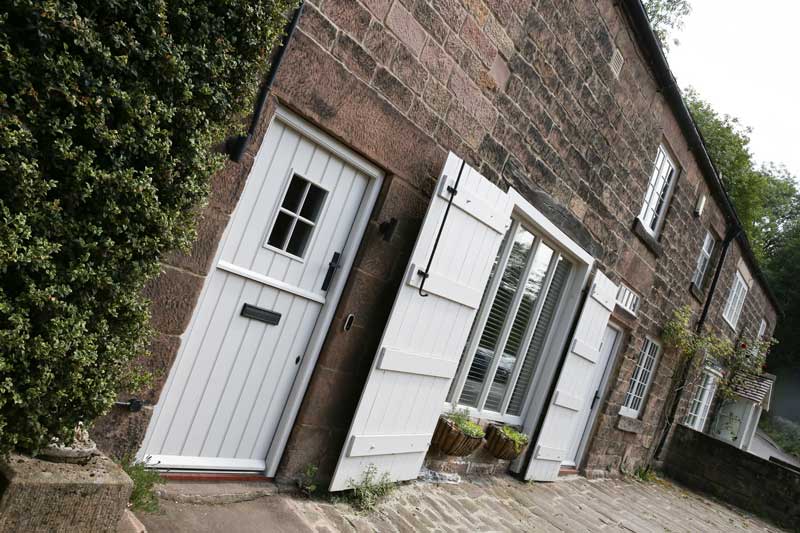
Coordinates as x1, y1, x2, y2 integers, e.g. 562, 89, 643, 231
328, 152, 515, 491
523, 270, 617, 482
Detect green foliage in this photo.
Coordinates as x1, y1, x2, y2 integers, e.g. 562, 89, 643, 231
633, 465, 659, 483
663, 306, 772, 400
0, 0, 296, 455
759, 414, 800, 459
499, 425, 529, 453
642, 0, 691, 50
298, 463, 319, 497
346, 464, 394, 513
122, 456, 164, 513
445, 409, 485, 439
685, 90, 800, 263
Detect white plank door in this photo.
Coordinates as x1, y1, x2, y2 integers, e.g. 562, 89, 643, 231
328, 152, 514, 491
524, 270, 617, 481
139, 111, 379, 472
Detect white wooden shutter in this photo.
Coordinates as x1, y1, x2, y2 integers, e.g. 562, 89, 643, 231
328, 152, 514, 491
524, 270, 617, 482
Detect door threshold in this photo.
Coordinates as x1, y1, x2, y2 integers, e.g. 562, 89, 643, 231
160, 472, 273, 482
558, 466, 579, 477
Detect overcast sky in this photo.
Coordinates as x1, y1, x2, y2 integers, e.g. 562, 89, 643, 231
667, 0, 800, 178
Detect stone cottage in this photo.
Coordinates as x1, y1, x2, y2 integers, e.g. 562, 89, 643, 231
93, 0, 779, 488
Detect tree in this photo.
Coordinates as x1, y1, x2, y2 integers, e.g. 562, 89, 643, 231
642, 0, 692, 50
684, 90, 800, 373
0, 0, 296, 455
685, 90, 799, 263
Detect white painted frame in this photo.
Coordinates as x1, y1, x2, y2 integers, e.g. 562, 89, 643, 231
446, 189, 594, 426
723, 270, 748, 330
570, 321, 624, 467
619, 336, 661, 418
261, 106, 384, 476
638, 143, 680, 237
262, 168, 333, 262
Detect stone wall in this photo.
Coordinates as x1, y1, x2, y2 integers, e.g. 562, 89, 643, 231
663, 424, 799, 530
92, 0, 779, 485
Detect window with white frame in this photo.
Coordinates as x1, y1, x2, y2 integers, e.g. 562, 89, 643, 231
691, 230, 716, 287
620, 337, 661, 418
684, 369, 719, 431
447, 219, 576, 423
639, 144, 678, 235
757, 318, 767, 339
722, 271, 748, 329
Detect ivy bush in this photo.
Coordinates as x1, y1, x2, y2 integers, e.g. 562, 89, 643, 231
0, 0, 295, 455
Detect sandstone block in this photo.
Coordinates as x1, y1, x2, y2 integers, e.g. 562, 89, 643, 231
0, 453, 132, 533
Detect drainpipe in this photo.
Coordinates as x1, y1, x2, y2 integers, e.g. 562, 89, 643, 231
653, 223, 740, 460
227, 2, 305, 162
696, 225, 741, 334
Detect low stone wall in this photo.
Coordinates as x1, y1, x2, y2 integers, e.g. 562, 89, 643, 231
663, 424, 800, 531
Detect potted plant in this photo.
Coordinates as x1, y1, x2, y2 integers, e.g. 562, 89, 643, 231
485, 424, 529, 460
432, 410, 485, 456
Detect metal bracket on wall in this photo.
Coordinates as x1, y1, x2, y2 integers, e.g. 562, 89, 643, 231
416, 160, 467, 297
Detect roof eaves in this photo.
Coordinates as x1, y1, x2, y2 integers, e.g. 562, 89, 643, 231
618, 0, 781, 314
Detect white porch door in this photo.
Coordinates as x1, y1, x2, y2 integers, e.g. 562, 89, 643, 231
524, 271, 617, 481
140, 112, 374, 472
329, 152, 514, 491
563, 324, 621, 467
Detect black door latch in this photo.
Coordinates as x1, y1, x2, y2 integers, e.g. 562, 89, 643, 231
322, 251, 342, 291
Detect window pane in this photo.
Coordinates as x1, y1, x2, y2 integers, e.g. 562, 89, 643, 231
484, 243, 555, 412
507, 256, 573, 416
282, 175, 308, 213
458, 226, 535, 408
300, 183, 326, 222
623, 338, 660, 415
267, 212, 294, 249
286, 221, 313, 257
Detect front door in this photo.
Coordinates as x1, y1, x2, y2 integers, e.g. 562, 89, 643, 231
140, 110, 377, 472
564, 324, 622, 467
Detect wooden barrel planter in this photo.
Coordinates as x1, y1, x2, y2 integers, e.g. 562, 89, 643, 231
484, 424, 528, 460
431, 416, 484, 457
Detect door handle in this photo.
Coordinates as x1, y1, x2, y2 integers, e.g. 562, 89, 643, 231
321, 251, 342, 291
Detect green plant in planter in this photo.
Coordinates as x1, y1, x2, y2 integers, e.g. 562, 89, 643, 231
500, 425, 529, 453
0, 0, 297, 455
445, 409, 485, 438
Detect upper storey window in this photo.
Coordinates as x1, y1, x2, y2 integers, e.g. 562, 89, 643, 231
639, 144, 678, 237
722, 271, 748, 329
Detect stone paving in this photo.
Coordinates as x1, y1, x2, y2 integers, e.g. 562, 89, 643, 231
138, 475, 786, 533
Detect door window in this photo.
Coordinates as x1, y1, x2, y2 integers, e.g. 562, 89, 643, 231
448, 220, 574, 421
266, 173, 327, 258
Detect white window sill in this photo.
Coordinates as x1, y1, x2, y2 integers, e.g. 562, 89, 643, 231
618, 407, 639, 419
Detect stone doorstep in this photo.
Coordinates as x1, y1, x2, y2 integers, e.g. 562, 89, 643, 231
155, 480, 296, 505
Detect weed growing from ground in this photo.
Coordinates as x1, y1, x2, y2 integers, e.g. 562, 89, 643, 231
121, 456, 164, 513
346, 464, 394, 512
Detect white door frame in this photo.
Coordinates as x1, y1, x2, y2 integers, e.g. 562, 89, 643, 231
142, 106, 384, 476
569, 321, 624, 468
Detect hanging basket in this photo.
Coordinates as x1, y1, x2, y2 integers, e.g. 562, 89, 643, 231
431, 416, 484, 457
484, 424, 528, 461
